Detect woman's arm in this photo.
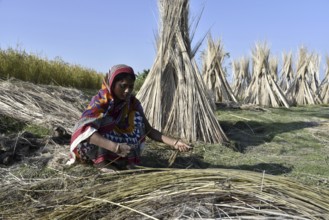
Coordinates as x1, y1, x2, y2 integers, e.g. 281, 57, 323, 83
88, 132, 131, 157
141, 112, 192, 152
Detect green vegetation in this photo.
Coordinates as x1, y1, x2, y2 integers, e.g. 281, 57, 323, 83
139, 105, 329, 187
133, 68, 149, 94
24, 123, 51, 137
0, 47, 104, 90
0, 47, 149, 93
0, 115, 51, 137
209, 105, 329, 186
0, 115, 26, 134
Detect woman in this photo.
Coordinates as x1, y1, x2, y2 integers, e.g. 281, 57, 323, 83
68, 64, 191, 172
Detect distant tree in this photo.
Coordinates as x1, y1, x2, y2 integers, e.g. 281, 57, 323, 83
134, 69, 149, 94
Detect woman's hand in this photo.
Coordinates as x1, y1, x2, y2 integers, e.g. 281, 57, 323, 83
173, 139, 192, 152
115, 143, 131, 157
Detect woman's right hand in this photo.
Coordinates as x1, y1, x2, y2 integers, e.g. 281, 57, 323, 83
173, 139, 192, 152
115, 143, 131, 157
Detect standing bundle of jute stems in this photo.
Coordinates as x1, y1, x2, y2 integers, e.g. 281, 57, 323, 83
232, 56, 251, 100
279, 51, 294, 93
202, 35, 238, 104
1, 168, 328, 219
244, 42, 290, 108
269, 56, 279, 82
307, 53, 321, 94
319, 55, 329, 103
137, 0, 228, 144
286, 47, 323, 105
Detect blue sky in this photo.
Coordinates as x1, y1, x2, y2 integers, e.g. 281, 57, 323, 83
1, 0, 328, 80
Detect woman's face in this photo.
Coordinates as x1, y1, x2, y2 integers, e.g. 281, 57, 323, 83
113, 77, 135, 101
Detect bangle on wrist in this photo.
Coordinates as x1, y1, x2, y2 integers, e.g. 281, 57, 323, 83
115, 143, 120, 153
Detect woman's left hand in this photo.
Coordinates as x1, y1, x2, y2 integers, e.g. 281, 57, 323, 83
116, 143, 131, 157
173, 140, 192, 152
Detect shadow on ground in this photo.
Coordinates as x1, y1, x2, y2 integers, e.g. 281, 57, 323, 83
141, 152, 292, 175
220, 120, 319, 153
0, 132, 48, 166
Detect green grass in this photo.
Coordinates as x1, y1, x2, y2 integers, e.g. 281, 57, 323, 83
143, 105, 328, 188
0, 115, 26, 134
0, 115, 51, 137
200, 105, 329, 187
24, 124, 51, 137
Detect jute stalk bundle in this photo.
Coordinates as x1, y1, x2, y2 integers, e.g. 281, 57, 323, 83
232, 57, 251, 100
278, 51, 294, 93
202, 35, 238, 104
307, 53, 321, 94
244, 42, 290, 108
136, 0, 228, 144
232, 59, 240, 93
286, 47, 322, 105
0, 78, 87, 133
319, 55, 329, 103
269, 56, 278, 82
1, 168, 328, 219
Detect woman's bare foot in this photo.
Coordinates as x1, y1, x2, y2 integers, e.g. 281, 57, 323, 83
126, 163, 138, 170
94, 161, 118, 173
98, 167, 117, 173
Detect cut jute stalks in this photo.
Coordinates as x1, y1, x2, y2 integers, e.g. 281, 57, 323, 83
1, 168, 328, 219
286, 47, 323, 105
0, 78, 88, 134
319, 55, 329, 104
202, 35, 238, 104
244, 42, 290, 108
136, 0, 229, 144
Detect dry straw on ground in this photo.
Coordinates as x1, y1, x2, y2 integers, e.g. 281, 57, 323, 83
0, 78, 88, 134
1, 168, 329, 219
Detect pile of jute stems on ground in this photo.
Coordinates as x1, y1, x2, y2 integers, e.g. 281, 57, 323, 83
1, 168, 328, 219
0, 78, 87, 133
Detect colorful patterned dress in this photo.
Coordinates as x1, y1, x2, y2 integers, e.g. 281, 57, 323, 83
68, 65, 145, 168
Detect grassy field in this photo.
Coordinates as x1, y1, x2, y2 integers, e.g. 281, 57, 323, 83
1, 89, 328, 188
1, 49, 328, 218
1, 83, 329, 219
137, 105, 329, 188
0, 78, 328, 189
216, 105, 328, 186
